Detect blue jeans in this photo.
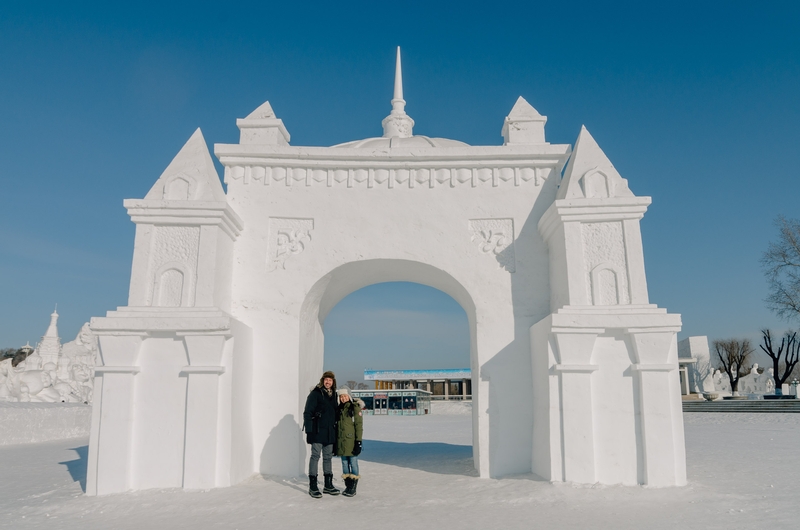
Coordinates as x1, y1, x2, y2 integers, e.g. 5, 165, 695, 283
341, 456, 359, 476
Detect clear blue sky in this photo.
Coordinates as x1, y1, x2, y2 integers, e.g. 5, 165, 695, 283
1, 2, 799, 380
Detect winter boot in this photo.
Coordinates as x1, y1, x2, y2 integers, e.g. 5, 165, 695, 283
323, 473, 340, 495
348, 475, 359, 497
308, 475, 322, 499
342, 474, 353, 496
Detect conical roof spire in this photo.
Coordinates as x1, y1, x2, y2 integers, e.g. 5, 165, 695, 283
382, 47, 414, 138
37, 305, 62, 365
557, 126, 633, 200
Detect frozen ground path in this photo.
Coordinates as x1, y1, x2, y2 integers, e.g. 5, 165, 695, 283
1, 413, 799, 529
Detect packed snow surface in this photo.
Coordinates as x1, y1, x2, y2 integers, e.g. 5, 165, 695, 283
1, 413, 799, 529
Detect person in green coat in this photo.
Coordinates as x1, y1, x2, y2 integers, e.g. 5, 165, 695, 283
335, 387, 363, 497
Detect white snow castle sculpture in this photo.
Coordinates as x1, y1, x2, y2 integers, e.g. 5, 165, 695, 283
88, 48, 685, 495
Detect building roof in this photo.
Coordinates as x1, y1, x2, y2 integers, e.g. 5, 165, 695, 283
364, 368, 471, 381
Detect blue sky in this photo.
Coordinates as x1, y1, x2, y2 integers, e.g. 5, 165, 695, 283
1, 2, 799, 380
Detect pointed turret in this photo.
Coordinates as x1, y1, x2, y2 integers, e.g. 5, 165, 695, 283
556, 126, 632, 200
236, 100, 291, 146
382, 47, 415, 138
502, 96, 547, 145
36, 307, 62, 365
144, 128, 225, 202
245, 100, 276, 119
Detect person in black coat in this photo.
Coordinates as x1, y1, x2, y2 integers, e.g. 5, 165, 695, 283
303, 370, 341, 498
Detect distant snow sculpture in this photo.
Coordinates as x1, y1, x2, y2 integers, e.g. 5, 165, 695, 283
0, 312, 96, 403
738, 364, 776, 395
712, 369, 732, 394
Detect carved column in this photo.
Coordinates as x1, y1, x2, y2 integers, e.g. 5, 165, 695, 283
180, 333, 228, 490
629, 330, 682, 486
87, 334, 143, 495
553, 331, 600, 483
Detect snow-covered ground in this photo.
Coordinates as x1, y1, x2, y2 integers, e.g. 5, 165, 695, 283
1, 413, 799, 529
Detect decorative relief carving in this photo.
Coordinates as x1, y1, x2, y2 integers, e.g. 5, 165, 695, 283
147, 226, 200, 306
469, 218, 516, 272
268, 218, 314, 271
225, 164, 553, 190
581, 222, 630, 305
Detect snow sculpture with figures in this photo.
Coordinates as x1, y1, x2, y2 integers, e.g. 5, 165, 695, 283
88, 48, 685, 495
0, 311, 97, 403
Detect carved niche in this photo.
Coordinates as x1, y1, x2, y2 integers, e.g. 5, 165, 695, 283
162, 173, 198, 200
267, 218, 314, 271
469, 218, 516, 272
581, 222, 630, 305
146, 226, 200, 307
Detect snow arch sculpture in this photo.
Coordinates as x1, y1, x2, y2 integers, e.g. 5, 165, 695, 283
88, 61, 684, 495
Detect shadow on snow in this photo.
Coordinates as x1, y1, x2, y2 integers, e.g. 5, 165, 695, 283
59, 445, 88, 492
359, 439, 478, 476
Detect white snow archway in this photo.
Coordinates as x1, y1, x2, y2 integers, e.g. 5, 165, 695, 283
296, 260, 478, 472
88, 53, 685, 495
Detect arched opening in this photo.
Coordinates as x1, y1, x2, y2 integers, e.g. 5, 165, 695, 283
298, 259, 480, 475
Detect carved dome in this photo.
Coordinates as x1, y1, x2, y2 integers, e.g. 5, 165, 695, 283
332, 135, 469, 148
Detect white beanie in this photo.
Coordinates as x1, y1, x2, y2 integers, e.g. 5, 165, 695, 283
337, 387, 351, 397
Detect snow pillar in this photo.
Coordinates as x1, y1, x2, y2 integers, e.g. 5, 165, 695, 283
89, 129, 251, 495
533, 126, 684, 486
630, 331, 686, 486
87, 334, 143, 495
181, 333, 227, 489
553, 331, 599, 483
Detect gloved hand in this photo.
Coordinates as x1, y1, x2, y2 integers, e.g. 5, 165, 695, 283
352, 440, 362, 456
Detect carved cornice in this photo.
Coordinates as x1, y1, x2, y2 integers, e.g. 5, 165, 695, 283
223, 164, 558, 189
537, 197, 652, 242
123, 200, 244, 239
214, 144, 571, 190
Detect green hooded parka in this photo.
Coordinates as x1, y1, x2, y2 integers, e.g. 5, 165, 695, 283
336, 400, 363, 457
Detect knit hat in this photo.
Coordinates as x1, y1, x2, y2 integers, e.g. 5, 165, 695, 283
336, 387, 350, 397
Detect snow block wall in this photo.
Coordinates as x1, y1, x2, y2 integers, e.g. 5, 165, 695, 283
0, 402, 92, 445
87, 70, 684, 494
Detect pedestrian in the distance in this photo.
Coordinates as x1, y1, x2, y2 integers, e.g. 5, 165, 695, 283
303, 371, 341, 498
336, 387, 363, 497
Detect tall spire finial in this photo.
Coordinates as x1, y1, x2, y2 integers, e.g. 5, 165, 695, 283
392, 46, 405, 114
382, 46, 414, 138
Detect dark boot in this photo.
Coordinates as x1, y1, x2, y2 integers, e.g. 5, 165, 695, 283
342, 475, 354, 496
308, 475, 322, 499
323, 473, 340, 495
349, 476, 359, 497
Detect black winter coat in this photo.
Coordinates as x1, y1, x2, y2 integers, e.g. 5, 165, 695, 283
303, 386, 338, 445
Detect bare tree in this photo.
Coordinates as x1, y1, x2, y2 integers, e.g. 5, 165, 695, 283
357, 383, 369, 390
345, 380, 358, 390
762, 216, 800, 322
714, 339, 753, 395
759, 329, 800, 395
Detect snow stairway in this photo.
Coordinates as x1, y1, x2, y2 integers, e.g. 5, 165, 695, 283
683, 400, 800, 413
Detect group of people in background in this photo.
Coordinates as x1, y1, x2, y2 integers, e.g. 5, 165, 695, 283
303, 370, 363, 499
